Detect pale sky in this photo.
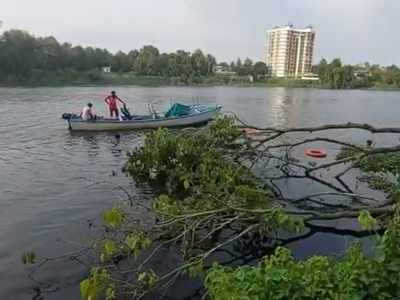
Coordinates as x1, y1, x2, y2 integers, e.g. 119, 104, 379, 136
2, 0, 399, 65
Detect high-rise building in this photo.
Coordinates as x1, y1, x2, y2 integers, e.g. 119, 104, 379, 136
266, 25, 315, 78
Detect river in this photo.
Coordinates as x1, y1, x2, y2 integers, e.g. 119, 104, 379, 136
1, 86, 399, 300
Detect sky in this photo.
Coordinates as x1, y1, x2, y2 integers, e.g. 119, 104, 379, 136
1, 0, 399, 65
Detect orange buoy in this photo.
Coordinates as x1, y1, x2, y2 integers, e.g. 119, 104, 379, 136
242, 128, 261, 135
305, 148, 327, 158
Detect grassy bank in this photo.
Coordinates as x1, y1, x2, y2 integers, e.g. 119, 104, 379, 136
1, 72, 400, 90
0, 72, 324, 88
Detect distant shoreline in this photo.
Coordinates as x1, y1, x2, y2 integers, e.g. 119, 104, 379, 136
1, 75, 400, 91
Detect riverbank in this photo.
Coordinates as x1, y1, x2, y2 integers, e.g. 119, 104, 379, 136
1, 73, 400, 91
0, 73, 316, 88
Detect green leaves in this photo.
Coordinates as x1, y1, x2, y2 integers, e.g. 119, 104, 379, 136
104, 240, 117, 256
338, 148, 400, 206
186, 259, 204, 278
125, 232, 151, 258
80, 268, 113, 300
99, 240, 118, 263
268, 209, 305, 233
74, 117, 400, 300
358, 210, 378, 230
183, 179, 190, 191
137, 270, 158, 289
102, 207, 123, 229
80, 278, 93, 300
124, 117, 245, 196
206, 235, 400, 300
21, 251, 36, 264
153, 195, 182, 216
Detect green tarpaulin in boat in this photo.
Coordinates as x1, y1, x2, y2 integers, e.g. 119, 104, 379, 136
165, 103, 192, 118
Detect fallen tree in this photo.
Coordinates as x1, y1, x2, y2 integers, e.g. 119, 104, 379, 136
25, 116, 400, 299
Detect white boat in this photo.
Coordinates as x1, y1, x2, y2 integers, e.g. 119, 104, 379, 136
63, 104, 222, 131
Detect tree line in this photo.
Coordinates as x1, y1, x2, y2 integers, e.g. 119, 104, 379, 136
2, 28, 399, 88
0, 29, 267, 84
315, 58, 400, 89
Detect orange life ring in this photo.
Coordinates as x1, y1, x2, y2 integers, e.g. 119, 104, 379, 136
305, 148, 327, 158
242, 128, 261, 135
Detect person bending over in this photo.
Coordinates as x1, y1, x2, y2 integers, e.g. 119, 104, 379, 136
104, 91, 126, 118
81, 102, 95, 120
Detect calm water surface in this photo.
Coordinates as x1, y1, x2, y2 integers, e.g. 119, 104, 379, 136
1, 86, 400, 299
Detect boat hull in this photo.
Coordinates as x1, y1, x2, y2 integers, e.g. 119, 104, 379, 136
67, 106, 221, 131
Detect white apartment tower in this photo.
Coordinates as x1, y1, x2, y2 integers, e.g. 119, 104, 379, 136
266, 25, 315, 78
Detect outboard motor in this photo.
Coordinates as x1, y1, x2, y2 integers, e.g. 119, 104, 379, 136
120, 105, 133, 120
61, 113, 80, 120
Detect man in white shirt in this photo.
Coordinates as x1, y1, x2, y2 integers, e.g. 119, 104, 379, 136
81, 103, 95, 120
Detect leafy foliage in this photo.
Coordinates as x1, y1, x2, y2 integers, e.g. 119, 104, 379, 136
125, 116, 262, 202
337, 147, 400, 197
80, 268, 115, 300
202, 142, 400, 300
21, 251, 36, 265
81, 215, 153, 299
0, 29, 218, 84
137, 270, 158, 289
102, 207, 124, 229
124, 117, 299, 231
99, 240, 118, 263
125, 231, 152, 258
78, 117, 306, 299
206, 210, 400, 300
358, 152, 400, 175
316, 58, 400, 89
21, 117, 400, 300
358, 210, 378, 230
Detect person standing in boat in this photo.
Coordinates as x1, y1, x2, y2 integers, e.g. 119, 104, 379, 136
104, 91, 126, 118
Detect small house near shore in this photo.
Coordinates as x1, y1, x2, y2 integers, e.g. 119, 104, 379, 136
102, 66, 111, 73
214, 65, 236, 76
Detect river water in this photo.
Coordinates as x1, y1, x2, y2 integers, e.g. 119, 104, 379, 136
1, 86, 399, 300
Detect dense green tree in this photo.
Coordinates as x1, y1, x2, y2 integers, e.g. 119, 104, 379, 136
127, 50, 139, 70
206, 54, 217, 76
331, 58, 342, 68
111, 51, 130, 73
369, 64, 383, 84
244, 58, 253, 67
36, 36, 62, 71
191, 49, 208, 76
241, 58, 254, 75
157, 53, 170, 77
252, 61, 268, 77
0, 29, 220, 83
236, 58, 242, 68
316, 58, 328, 82
382, 65, 400, 85
316, 58, 370, 89
342, 65, 354, 88
69, 46, 87, 71
0, 30, 37, 79
134, 45, 160, 75
2, 28, 400, 88
176, 50, 193, 80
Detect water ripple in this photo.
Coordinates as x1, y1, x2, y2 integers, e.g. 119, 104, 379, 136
1, 86, 400, 299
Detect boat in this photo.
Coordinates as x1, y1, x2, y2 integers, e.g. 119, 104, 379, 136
62, 103, 222, 131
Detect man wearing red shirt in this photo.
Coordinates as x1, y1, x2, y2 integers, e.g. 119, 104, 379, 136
104, 91, 126, 118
